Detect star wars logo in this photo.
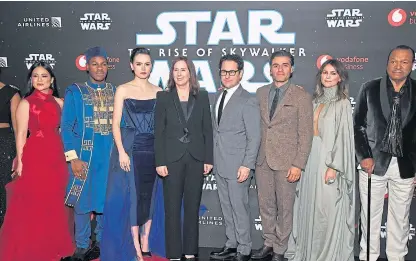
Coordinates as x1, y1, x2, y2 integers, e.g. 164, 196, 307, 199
203, 175, 217, 191
80, 13, 112, 30
25, 54, 56, 69
254, 215, 263, 231
380, 223, 415, 240
136, 10, 296, 46
134, 10, 305, 93
326, 9, 363, 28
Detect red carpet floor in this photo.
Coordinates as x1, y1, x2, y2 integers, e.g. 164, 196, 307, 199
93, 256, 169, 261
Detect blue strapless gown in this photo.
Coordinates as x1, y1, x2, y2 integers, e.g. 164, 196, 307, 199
101, 99, 166, 261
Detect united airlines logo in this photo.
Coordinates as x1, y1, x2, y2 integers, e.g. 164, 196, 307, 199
17, 16, 62, 28
0, 57, 8, 67
51, 17, 62, 28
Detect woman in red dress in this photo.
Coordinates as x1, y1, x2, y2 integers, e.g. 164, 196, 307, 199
0, 61, 74, 261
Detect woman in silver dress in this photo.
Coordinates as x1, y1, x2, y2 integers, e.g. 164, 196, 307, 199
286, 59, 355, 261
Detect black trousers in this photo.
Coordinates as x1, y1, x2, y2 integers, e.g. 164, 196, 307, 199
0, 128, 15, 227
163, 151, 204, 258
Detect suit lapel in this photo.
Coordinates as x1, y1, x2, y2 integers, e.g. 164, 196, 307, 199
271, 84, 295, 123
260, 84, 273, 124
186, 93, 195, 122
219, 86, 243, 127
403, 79, 415, 127
212, 91, 222, 129
379, 77, 390, 122
171, 89, 187, 126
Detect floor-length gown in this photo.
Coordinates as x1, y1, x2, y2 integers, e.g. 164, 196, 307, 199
285, 98, 355, 261
0, 85, 19, 227
0, 89, 74, 261
101, 98, 165, 261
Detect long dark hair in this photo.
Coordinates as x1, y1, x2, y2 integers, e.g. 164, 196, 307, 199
313, 59, 349, 100
25, 61, 59, 98
166, 56, 199, 96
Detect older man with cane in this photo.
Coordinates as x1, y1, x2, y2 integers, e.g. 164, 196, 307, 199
354, 45, 416, 261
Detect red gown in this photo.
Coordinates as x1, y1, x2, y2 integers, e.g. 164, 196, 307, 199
0, 89, 74, 261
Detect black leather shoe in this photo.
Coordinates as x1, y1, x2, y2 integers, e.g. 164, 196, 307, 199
67, 247, 90, 261
232, 253, 251, 261
210, 247, 237, 259
85, 241, 101, 261
251, 245, 273, 259
271, 253, 284, 261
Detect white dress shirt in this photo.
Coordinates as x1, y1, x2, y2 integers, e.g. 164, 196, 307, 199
215, 84, 240, 119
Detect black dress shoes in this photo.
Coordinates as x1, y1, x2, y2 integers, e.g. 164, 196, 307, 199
210, 247, 237, 259
63, 247, 89, 261
271, 253, 285, 261
232, 253, 251, 261
251, 245, 273, 259
61, 241, 101, 261
85, 241, 100, 261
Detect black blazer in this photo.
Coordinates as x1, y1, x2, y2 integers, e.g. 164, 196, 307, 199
154, 88, 213, 166
354, 77, 416, 179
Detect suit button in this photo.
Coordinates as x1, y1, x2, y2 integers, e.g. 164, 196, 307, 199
268, 126, 271, 129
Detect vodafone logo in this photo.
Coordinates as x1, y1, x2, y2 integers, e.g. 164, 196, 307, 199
75, 55, 87, 71
388, 8, 407, 27
316, 54, 333, 69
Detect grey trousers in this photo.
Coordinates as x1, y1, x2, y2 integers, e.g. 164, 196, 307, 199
216, 174, 252, 255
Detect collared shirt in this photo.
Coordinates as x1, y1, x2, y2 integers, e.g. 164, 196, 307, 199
386, 77, 410, 123
268, 80, 291, 112
215, 84, 240, 118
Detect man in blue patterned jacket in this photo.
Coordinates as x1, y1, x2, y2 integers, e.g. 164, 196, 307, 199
61, 46, 115, 261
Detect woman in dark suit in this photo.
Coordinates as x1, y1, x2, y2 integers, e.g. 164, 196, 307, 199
154, 56, 213, 261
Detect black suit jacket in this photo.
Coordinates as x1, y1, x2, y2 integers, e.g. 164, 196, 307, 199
354, 77, 416, 178
154, 88, 213, 166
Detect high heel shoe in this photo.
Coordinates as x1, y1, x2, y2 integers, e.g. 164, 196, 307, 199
142, 251, 152, 257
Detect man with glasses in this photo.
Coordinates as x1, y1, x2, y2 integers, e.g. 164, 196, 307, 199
209, 54, 261, 261
252, 50, 313, 261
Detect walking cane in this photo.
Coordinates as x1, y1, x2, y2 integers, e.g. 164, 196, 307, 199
367, 171, 371, 261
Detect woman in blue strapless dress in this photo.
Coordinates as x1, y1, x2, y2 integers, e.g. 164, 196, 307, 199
101, 48, 164, 261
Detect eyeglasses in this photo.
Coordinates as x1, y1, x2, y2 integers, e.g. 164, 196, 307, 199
220, 69, 240, 76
